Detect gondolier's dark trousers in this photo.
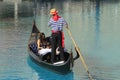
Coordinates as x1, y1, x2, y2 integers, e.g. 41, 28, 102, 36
51, 31, 64, 63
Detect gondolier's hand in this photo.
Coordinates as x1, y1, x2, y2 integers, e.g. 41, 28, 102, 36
66, 26, 68, 29
66, 24, 68, 29
66, 24, 69, 29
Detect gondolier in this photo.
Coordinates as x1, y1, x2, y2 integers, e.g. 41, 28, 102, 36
48, 8, 68, 63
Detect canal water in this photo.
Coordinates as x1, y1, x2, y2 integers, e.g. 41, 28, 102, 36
0, 0, 120, 80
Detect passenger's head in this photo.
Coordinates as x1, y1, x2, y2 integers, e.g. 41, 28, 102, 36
41, 33, 45, 39
46, 42, 51, 48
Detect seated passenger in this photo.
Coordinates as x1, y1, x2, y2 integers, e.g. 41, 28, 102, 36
29, 42, 38, 53
37, 32, 47, 49
38, 43, 51, 56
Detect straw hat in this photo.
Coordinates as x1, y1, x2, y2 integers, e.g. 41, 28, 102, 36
50, 8, 58, 15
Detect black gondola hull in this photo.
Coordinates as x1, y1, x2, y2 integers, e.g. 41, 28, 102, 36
28, 50, 73, 74
28, 21, 74, 74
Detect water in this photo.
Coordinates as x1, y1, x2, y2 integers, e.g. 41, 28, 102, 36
0, 0, 120, 80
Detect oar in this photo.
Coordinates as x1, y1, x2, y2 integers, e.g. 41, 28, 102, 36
66, 27, 93, 80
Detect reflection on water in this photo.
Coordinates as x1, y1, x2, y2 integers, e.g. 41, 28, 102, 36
27, 57, 74, 80
0, 0, 33, 19
0, 0, 120, 80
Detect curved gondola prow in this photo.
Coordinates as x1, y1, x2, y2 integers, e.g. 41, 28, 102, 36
32, 20, 40, 34
28, 20, 40, 44
28, 20, 41, 55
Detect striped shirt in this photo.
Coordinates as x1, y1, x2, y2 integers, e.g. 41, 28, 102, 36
48, 17, 67, 31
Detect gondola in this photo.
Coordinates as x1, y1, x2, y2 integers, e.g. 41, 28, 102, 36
28, 21, 79, 74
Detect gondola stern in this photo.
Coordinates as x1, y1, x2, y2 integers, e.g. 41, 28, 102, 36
73, 47, 80, 61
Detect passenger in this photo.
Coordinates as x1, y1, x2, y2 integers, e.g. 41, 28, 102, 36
40, 33, 47, 48
37, 33, 47, 49
38, 43, 51, 56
